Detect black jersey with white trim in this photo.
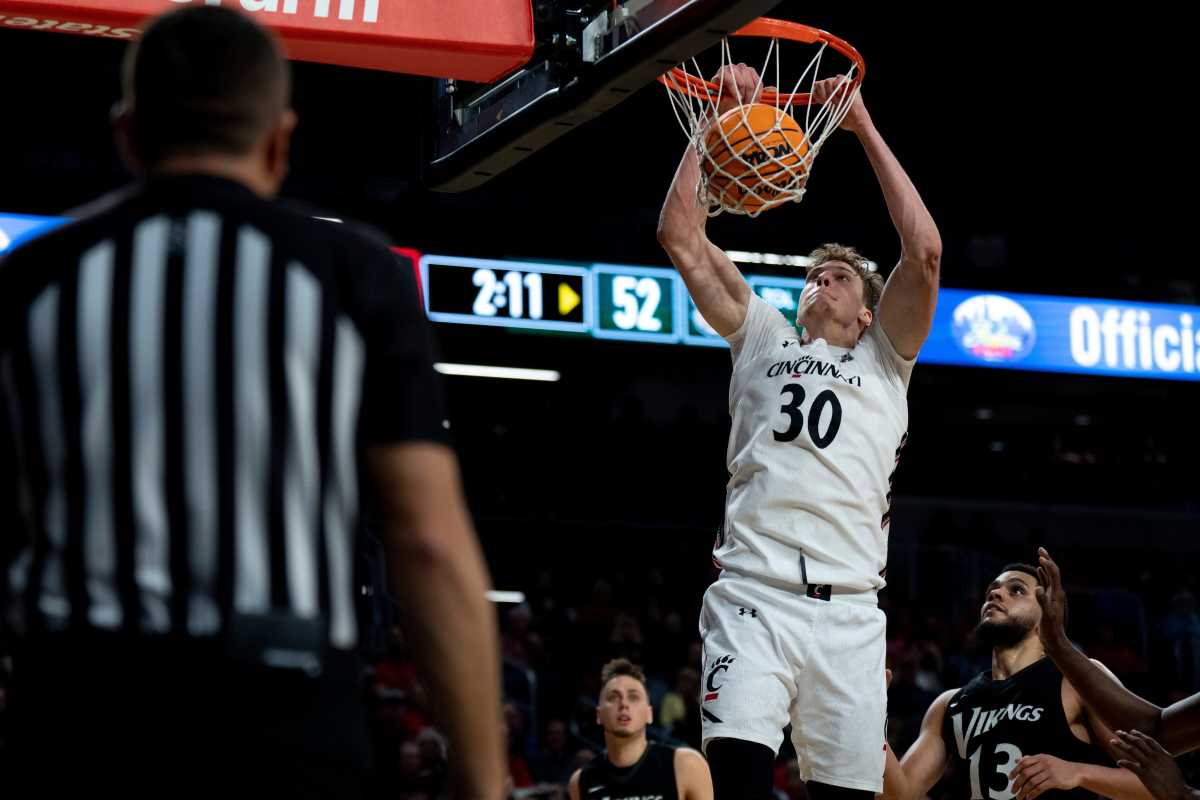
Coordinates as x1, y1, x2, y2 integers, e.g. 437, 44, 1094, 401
578, 742, 680, 800
941, 657, 1110, 800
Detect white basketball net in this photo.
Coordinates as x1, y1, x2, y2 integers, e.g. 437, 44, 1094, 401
663, 35, 861, 217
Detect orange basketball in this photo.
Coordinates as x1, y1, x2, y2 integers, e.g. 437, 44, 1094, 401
701, 103, 810, 215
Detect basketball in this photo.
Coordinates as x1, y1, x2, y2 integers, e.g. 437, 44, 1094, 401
701, 103, 810, 215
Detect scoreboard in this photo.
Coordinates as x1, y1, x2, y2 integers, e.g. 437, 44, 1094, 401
422, 253, 776, 348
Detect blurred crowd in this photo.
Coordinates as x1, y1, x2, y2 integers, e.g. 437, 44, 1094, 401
3, 527, 1200, 799
358, 530, 1200, 800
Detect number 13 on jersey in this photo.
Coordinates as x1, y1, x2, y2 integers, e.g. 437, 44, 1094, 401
592, 265, 680, 343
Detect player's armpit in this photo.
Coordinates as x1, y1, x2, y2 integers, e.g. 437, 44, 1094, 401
674, 747, 714, 800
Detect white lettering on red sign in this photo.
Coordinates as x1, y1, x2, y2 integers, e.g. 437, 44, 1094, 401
167, 0, 377, 23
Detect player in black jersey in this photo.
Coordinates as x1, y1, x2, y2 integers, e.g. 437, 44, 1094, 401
880, 564, 1154, 800
569, 659, 713, 800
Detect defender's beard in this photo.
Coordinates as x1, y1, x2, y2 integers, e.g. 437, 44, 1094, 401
974, 615, 1035, 649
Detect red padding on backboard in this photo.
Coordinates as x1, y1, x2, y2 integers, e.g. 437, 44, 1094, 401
0, 1, 534, 83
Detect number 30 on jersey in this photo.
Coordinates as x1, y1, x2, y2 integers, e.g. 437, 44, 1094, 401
773, 384, 842, 448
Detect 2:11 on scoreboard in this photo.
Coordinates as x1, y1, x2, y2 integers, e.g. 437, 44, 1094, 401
422, 256, 589, 333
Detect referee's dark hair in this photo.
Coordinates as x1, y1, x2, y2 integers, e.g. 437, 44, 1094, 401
115, 6, 293, 171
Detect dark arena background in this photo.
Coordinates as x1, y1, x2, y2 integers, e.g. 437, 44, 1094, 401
0, 2, 1196, 797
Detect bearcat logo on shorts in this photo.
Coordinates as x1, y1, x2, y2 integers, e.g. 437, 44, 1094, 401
704, 655, 735, 702
951, 294, 1036, 363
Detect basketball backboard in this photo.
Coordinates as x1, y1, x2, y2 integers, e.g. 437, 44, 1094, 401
425, 0, 783, 192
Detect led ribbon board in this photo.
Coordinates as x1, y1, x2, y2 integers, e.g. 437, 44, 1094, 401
421, 254, 1200, 382
923, 290, 1200, 382
6, 215, 1198, 382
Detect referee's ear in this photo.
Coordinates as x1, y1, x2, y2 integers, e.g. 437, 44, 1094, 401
111, 101, 144, 176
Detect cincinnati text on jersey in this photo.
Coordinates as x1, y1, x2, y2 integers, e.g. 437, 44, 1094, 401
766, 353, 864, 387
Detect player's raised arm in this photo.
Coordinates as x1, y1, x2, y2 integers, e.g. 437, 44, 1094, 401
656, 65, 757, 337
1037, 547, 1200, 755
813, 78, 941, 359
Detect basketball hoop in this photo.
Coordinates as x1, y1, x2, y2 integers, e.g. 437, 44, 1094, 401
659, 18, 865, 217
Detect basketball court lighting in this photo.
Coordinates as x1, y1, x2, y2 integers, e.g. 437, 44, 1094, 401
486, 590, 526, 604
433, 363, 561, 382
312, 216, 343, 223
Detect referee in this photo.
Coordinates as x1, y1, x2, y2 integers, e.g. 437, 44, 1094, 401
0, 7, 503, 798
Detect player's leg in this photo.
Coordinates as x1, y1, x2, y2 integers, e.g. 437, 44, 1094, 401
706, 738, 776, 800
788, 598, 888, 793
698, 578, 794, 800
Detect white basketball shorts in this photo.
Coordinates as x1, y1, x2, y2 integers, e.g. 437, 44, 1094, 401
698, 571, 887, 793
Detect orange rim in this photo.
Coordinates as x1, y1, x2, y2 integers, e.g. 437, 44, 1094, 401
657, 18, 865, 107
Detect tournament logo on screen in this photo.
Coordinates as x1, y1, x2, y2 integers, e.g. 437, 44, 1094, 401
951, 294, 1037, 363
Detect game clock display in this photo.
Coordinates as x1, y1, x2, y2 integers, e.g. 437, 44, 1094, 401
422, 255, 590, 332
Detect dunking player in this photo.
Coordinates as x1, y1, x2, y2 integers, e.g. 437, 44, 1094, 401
881, 564, 1153, 800
569, 659, 713, 800
1036, 548, 1200, 800
657, 64, 941, 799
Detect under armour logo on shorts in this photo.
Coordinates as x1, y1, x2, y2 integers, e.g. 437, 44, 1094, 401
737, 607, 757, 618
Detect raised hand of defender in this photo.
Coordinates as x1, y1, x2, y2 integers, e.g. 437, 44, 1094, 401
1034, 547, 1071, 654
1009, 754, 1081, 800
811, 75, 870, 133
1111, 730, 1192, 800
710, 63, 762, 115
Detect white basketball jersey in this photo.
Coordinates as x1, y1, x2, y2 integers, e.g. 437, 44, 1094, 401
719, 294, 914, 592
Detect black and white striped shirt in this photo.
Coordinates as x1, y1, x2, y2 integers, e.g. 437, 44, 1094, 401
0, 174, 447, 651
